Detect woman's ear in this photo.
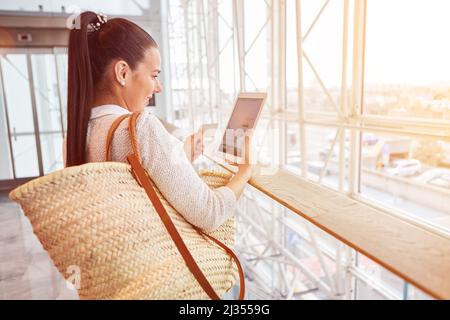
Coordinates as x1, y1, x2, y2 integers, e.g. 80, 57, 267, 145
113, 60, 130, 87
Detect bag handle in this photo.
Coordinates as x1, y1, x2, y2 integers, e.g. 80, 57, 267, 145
105, 112, 245, 300
105, 114, 131, 162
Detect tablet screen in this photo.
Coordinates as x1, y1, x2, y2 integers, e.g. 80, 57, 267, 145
219, 97, 264, 157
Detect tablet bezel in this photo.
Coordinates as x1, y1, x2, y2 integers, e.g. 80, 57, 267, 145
216, 92, 267, 163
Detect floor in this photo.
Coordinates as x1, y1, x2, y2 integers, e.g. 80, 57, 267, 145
0, 191, 78, 300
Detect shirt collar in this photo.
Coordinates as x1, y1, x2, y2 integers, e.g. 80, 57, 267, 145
90, 104, 132, 120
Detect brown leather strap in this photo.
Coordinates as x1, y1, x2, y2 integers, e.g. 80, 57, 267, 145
194, 226, 246, 300
129, 153, 216, 299
108, 111, 246, 300
105, 114, 131, 161
128, 112, 142, 162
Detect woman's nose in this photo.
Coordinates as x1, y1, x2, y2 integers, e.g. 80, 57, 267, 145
155, 82, 163, 93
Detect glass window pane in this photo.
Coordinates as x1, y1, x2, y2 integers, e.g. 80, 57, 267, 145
253, 118, 273, 165
356, 252, 405, 299
32, 54, 63, 133
11, 135, 39, 178
40, 133, 64, 174
286, 0, 298, 111
218, 0, 238, 111
355, 279, 388, 300
244, 0, 269, 92
1, 54, 40, 178
407, 285, 433, 300
365, 0, 450, 120
0, 79, 13, 180
360, 132, 450, 232
303, 125, 349, 191
1, 54, 35, 134
286, 121, 301, 173
301, 0, 345, 115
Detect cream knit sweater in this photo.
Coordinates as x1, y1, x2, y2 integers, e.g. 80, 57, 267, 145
84, 105, 237, 232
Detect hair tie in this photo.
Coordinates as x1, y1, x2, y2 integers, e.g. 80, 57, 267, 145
88, 12, 107, 32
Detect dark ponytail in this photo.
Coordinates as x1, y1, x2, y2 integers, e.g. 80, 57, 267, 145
66, 11, 157, 167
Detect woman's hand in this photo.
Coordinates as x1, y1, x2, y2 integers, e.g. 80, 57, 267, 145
224, 135, 255, 199
235, 135, 254, 179
225, 135, 253, 167
184, 129, 203, 162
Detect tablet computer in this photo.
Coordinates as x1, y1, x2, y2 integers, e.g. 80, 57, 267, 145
217, 92, 267, 162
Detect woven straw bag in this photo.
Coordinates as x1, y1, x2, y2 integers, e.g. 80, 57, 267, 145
9, 111, 245, 300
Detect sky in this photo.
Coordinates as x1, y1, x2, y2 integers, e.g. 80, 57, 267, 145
227, 0, 450, 89
365, 0, 450, 86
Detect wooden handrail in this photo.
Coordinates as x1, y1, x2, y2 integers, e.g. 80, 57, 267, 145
205, 154, 450, 300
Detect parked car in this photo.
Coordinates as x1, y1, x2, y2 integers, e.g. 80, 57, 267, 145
417, 168, 450, 188
319, 146, 350, 162
307, 160, 331, 176
384, 159, 422, 177
428, 173, 450, 189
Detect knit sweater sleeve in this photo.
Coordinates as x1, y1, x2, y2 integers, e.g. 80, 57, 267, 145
135, 111, 237, 232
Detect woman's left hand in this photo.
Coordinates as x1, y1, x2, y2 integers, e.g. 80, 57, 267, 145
184, 129, 203, 162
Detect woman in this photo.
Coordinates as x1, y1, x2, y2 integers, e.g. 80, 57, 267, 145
65, 11, 253, 232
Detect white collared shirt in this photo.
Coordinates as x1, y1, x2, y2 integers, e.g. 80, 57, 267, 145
90, 104, 132, 120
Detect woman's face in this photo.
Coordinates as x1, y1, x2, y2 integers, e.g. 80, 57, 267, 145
119, 47, 162, 112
